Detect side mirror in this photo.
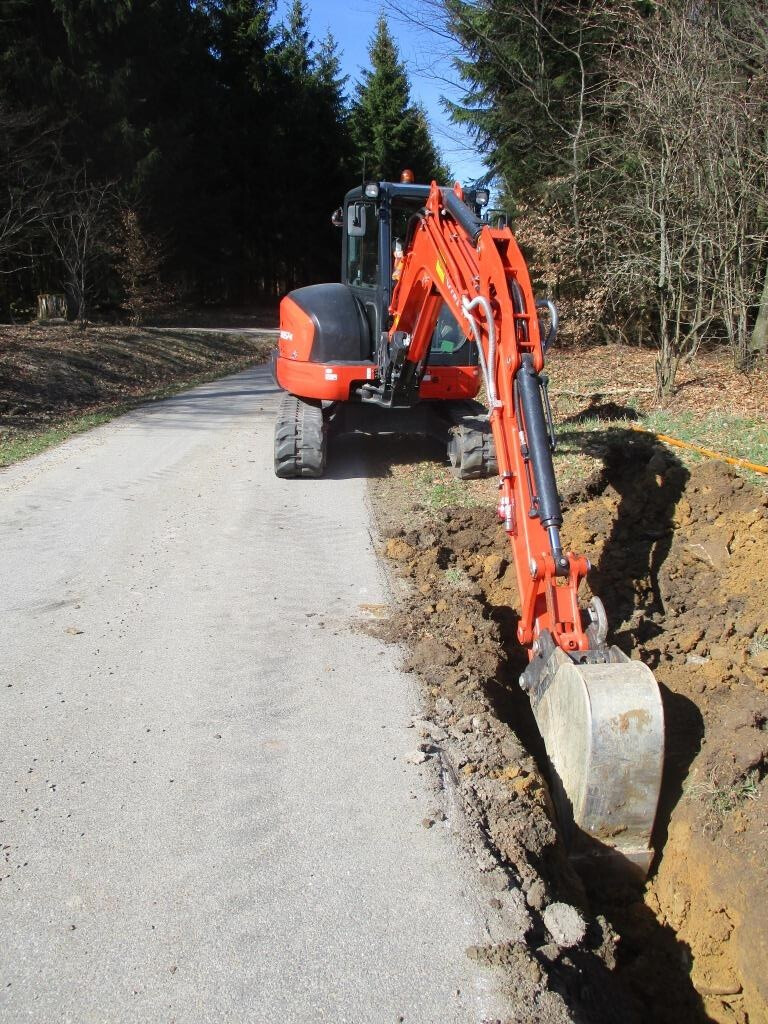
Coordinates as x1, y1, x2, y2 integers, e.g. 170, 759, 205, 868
347, 202, 366, 237
330, 207, 343, 228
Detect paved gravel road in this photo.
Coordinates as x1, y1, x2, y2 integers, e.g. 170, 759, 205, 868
0, 366, 512, 1024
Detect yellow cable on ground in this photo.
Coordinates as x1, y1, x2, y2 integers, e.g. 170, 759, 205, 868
629, 424, 768, 476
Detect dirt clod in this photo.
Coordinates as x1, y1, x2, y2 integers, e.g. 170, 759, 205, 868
404, 750, 429, 765
543, 903, 588, 948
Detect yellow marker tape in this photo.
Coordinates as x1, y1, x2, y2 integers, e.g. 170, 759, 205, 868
630, 424, 768, 476
435, 259, 445, 283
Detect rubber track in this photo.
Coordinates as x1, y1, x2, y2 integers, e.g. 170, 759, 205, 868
274, 393, 326, 478
447, 410, 498, 480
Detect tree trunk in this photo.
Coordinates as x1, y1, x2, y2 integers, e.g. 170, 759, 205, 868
655, 306, 680, 402
749, 258, 768, 359
37, 293, 68, 321
655, 349, 679, 403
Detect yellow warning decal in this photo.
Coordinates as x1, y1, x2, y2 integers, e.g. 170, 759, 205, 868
435, 260, 445, 283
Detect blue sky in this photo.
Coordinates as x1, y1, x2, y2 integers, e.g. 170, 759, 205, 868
275, 0, 486, 184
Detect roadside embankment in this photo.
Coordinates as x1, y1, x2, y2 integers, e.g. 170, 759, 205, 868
0, 322, 275, 466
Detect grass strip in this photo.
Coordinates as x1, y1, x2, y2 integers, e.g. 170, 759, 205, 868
552, 409, 768, 490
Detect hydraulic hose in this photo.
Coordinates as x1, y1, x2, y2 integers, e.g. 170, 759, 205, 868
535, 299, 558, 351
462, 295, 499, 409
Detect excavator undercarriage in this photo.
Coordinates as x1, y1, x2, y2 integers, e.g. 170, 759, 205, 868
272, 175, 664, 876
274, 394, 496, 481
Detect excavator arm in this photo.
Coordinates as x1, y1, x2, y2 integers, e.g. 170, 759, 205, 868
388, 181, 589, 658
386, 182, 664, 874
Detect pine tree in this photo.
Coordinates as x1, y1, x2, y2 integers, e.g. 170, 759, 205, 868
0, 0, 389, 307
408, 105, 451, 184
279, 0, 312, 80
266, 1, 345, 289
209, 0, 276, 90
350, 14, 448, 184
443, 0, 607, 202
304, 31, 354, 280
205, 0, 280, 296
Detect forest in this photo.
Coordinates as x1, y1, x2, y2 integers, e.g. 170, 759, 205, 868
2, 0, 768, 399
0, 1, 445, 320
432, 0, 768, 395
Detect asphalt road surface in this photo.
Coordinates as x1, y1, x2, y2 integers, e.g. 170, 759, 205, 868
1, 365, 512, 1023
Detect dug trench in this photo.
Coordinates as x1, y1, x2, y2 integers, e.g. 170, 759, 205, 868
367, 433, 768, 1024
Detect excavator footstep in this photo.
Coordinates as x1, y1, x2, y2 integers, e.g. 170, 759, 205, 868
529, 651, 664, 875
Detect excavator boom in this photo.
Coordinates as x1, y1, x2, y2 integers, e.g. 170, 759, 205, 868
386, 183, 587, 653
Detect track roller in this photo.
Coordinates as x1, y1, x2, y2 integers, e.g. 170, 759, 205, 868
274, 393, 327, 478
446, 407, 498, 479
522, 638, 664, 875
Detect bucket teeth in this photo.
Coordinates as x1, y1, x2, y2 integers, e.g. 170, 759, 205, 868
524, 642, 665, 876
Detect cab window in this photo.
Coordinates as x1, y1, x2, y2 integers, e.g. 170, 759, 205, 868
346, 202, 378, 288
431, 304, 464, 354
429, 304, 478, 366
390, 198, 423, 276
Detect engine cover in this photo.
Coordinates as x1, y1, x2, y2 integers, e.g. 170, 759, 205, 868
279, 283, 371, 364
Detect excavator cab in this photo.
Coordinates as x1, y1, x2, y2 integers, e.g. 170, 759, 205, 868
341, 182, 479, 374
274, 179, 495, 480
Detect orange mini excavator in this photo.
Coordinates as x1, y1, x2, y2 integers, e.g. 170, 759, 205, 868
274, 175, 664, 874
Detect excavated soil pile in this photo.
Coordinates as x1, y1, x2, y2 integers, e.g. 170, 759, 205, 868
375, 435, 768, 1024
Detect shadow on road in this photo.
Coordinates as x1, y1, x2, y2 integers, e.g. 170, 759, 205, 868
325, 433, 447, 480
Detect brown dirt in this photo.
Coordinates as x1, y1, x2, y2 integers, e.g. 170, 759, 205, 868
566, 439, 768, 1024
0, 322, 275, 433
369, 435, 768, 1024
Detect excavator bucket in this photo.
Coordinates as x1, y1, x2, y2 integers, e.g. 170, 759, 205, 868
526, 647, 664, 876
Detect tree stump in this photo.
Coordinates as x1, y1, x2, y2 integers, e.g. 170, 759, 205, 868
37, 293, 68, 321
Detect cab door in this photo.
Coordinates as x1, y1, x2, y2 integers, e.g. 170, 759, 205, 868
344, 199, 383, 361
